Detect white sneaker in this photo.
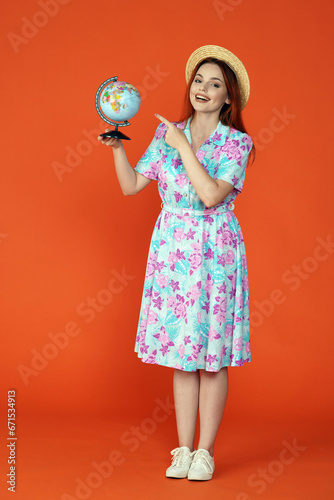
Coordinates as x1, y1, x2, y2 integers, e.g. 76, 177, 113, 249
166, 446, 196, 478
187, 448, 215, 481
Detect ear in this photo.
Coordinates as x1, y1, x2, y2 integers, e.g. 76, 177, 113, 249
225, 95, 231, 105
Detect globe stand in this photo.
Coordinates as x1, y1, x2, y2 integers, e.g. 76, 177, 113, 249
99, 124, 131, 141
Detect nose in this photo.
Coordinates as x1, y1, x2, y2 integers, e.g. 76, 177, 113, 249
198, 81, 210, 95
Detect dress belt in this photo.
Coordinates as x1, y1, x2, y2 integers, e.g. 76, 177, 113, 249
161, 202, 235, 216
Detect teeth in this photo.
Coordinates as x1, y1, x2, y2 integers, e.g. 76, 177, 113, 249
196, 95, 209, 101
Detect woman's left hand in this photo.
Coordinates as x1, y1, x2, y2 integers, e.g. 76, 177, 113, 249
155, 114, 189, 152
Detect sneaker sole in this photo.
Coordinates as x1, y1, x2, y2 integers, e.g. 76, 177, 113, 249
166, 471, 188, 479
187, 472, 213, 481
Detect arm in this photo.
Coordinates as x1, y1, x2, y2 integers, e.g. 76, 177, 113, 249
155, 115, 234, 208
98, 132, 152, 196
177, 141, 234, 207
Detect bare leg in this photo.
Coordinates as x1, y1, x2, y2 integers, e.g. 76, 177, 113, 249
197, 367, 229, 456
173, 369, 200, 452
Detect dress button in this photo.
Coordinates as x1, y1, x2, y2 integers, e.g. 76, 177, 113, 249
183, 193, 187, 198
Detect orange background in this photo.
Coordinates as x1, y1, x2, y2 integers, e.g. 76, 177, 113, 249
1, 0, 333, 499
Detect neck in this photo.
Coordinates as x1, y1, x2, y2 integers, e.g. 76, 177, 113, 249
189, 112, 220, 139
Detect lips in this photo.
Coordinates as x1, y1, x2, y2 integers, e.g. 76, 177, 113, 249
195, 93, 210, 102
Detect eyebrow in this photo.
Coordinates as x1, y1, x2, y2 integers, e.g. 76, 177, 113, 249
195, 73, 224, 83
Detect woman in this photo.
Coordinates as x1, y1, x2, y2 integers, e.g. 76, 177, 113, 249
98, 45, 255, 481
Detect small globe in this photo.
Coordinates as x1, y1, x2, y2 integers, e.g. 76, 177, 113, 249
99, 81, 141, 123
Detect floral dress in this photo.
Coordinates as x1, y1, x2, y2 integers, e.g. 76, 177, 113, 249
133, 118, 253, 371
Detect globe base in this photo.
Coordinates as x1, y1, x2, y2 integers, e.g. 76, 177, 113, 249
99, 129, 131, 141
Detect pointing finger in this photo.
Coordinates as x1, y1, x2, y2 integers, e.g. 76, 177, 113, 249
154, 113, 171, 127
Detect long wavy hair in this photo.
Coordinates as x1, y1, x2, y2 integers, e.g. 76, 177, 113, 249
179, 58, 255, 165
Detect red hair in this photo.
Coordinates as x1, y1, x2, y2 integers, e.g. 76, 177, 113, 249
179, 58, 255, 165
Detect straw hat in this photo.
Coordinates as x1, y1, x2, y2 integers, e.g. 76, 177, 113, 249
185, 45, 250, 109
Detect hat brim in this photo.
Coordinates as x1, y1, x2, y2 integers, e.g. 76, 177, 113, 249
185, 45, 250, 110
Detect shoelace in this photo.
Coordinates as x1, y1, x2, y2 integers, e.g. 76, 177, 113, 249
170, 447, 196, 467
192, 450, 214, 473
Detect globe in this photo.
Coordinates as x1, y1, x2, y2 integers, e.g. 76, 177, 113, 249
99, 80, 141, 123
95, 76, 141, 140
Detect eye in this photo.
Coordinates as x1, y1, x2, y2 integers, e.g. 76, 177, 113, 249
212, 83, 220, 88
194, 79, 202, 83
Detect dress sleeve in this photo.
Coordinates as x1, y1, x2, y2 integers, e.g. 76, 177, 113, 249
215, 131, 253, 193
134, 123, 167, 181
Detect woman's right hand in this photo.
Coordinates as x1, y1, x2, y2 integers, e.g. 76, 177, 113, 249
97, 129, 122, 149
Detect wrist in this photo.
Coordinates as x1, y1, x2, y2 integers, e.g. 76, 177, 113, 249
178, 141, 192, 157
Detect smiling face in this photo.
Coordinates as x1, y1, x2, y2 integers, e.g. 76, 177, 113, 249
189, 62, 230, 118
